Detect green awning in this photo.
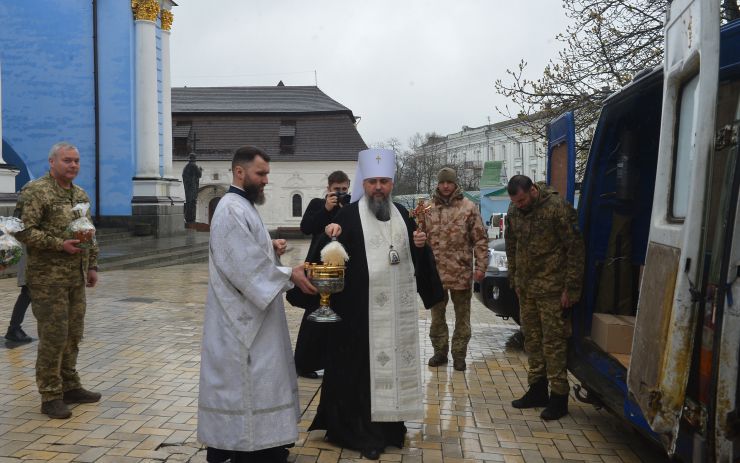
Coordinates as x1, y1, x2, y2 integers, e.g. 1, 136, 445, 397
463, 191, 480, 203
483, 187, 509, 198
479, 161, 505, 188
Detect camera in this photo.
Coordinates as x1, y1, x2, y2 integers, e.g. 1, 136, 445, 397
333, 192, 351, 205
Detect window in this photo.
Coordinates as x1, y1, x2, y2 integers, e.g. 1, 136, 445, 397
280, 120, 296, 154
292, 194, 302, 217
671, 75, 699, 220
173, 122, 192, 156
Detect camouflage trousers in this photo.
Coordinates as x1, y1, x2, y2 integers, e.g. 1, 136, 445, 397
28, 284, 86, 402
520, 292, 571, 395
429, 288, 472, 360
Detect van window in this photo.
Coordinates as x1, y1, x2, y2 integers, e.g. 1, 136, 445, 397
671, 75, 699, 220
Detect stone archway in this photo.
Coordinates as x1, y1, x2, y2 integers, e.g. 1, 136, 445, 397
196, 184, 227, 225
208, 197, 220, 224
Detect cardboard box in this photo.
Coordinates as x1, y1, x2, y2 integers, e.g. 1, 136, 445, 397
612, 353, 631, 368
591, 313, 635, 354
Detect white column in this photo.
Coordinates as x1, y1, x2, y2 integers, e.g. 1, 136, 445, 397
160, 14, 173, 178
0, 61, 4, 165
134, 17, 160, 178
0, 61, 19, 195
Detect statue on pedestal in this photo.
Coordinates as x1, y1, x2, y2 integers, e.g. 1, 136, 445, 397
182, 153, 202, 223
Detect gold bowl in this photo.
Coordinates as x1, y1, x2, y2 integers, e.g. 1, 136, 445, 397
305, 263, 345, 323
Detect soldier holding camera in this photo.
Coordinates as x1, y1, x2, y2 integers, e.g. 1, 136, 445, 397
291, 170, 350, 378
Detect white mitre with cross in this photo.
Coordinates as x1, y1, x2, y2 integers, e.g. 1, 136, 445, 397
350, 149, 396, 203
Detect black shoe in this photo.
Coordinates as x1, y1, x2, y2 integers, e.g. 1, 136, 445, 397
63, 388, 101, 404
540, 392, 569, 420
453, 358, 466, 371
361, 448, 381, 460
4, 326, 32, 343
298, 371, 319, 379
427, 353, 448, 367
511, 379, 549, 409
41, 399, 72, 419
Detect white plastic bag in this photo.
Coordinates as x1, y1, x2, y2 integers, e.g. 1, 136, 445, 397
66, 203, 96, 249
0, 217, 25, 266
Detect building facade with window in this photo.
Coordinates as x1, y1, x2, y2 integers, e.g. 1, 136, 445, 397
421, 118, 547, 188
171, 85, 366, 230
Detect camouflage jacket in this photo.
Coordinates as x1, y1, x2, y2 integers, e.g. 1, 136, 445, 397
425, 187, 489, 290
15, 173, 98, 286
505, 182, 584, 299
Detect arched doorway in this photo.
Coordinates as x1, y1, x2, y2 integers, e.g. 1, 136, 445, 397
291, 193, 302, 217
208, 197, 221, 224
197, 184, 227, 225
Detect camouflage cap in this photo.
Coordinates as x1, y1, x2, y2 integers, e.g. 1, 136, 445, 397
438, 167, 457, 184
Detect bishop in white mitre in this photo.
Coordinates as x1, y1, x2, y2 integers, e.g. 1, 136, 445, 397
307, 149, 444, 460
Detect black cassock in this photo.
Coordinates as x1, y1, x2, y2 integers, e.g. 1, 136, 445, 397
307, 201, 443, 452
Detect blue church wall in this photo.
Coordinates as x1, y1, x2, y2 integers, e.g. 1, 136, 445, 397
0, 1, 96, 198
1, 1, 143, 217
96, 0, 136, 216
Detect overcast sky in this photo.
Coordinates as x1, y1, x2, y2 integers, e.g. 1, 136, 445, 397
170, 1, 570, 150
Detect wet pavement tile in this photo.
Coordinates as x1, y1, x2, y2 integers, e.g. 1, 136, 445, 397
0, 239, 668, 462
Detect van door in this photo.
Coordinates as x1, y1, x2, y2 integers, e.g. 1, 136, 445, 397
713, 98, 740, 462
546, 111, 576, 205
627, 0, 720, 454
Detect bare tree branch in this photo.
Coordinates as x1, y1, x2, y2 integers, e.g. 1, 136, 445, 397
495, 0, 740, 179
495, 0, 668, 178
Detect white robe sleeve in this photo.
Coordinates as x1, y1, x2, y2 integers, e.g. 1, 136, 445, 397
210, 204, 292, 311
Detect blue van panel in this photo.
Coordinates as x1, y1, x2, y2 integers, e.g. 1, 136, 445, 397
720, 19, 740, 79
547, 112, 577, 204
572, 69, 663, 443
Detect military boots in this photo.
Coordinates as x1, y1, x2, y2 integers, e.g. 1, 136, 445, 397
63, 388, 101, 404
540, 393, 569, 420
511, 379, 549, 408
41, 399, 71, 419
428, 353, 448, 367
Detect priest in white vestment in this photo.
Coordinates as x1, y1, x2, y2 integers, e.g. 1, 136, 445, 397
308, 149, 444, 460
198, 146, 317, 463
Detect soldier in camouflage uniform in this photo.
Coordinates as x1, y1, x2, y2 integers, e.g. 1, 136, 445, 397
425, 168, 488, 371
505, 175, 584, 420
15, 142, 101, 419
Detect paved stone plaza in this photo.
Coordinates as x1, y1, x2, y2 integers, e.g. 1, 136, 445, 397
0, 240, 667, 462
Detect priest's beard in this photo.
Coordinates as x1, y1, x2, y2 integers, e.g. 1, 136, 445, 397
367, 194, 391, 221
243, 181, 265, 205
